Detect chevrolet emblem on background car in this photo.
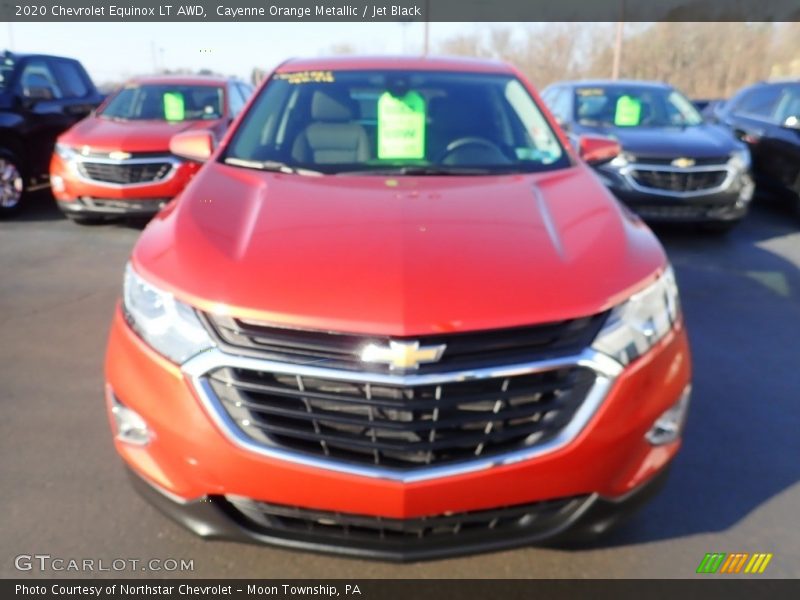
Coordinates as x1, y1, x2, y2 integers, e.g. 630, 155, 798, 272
671, 157, 696, 168
360, 341, 446, 370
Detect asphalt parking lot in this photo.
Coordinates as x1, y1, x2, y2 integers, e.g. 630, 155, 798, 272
1, 193, 798, 579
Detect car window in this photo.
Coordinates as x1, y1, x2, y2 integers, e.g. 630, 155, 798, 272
100, 84, 224, 121
227, 82, 246, 117
237, 82, 254, 101
19, 60, 63, 99
574, 85, 703, 128
733, 86, 783, 121
772, 86, 800, 124
0, 55, 16, 91
549, 88, 571, 123
225, 70, 569, 175
51, 60, 90, 98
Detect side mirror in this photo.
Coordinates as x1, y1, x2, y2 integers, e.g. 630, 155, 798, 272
578, 134, 622, 166
782, 116, 800, 130
169, 130, 215, 162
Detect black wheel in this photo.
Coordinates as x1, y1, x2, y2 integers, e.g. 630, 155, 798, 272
0, 151, 25, 218
701, 220, 740, 234
65, 213, 107, 226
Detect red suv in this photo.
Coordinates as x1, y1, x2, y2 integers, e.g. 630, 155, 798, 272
105, 57, 692, 560
50, 75, 252, 223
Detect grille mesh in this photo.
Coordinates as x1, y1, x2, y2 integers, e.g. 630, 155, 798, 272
207, 366, 595, 468
78, 161, 173, 184
631, 169, 728, 192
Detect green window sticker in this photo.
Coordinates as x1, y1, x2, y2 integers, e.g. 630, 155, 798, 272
163, 92, 185, 121
614, 95, 641, 126
377, 91, 426, 160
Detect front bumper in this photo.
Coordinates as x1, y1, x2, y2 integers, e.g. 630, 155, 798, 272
50, 153, 198, 217
127, 463, 670, 561
595, 163, 754, 223
105, 307, 691, 558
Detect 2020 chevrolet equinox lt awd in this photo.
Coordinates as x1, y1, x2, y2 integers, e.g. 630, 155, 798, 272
105, 56, 692, 561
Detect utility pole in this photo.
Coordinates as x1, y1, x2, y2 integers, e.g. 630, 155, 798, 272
422, 0, 430, 56
611, 0, 625, 80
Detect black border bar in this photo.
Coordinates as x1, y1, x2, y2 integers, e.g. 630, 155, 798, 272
4, 579, 798, 600
2, 0, 800, 22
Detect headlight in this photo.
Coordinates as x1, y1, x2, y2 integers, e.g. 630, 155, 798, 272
608, 151, 633, 168
54, 143, 77, 161
122, 263, 214, 364
728, 148, 751, 170
592, 266, 680, 365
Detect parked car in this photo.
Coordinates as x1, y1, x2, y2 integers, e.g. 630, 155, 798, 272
542, 80, 754, 232
710, 79, 800, 216
0, 50, 104, 217
105, 56, 692, 561
50, 75, 253, 224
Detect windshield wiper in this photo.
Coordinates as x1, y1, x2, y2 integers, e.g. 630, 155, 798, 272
223, 157, 322, 176
336, 165, 492, 176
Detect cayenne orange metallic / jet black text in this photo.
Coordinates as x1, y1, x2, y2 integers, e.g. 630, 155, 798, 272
105, 56, 692, 560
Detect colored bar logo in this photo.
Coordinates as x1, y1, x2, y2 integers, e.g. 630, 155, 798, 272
696, 553, 773, 574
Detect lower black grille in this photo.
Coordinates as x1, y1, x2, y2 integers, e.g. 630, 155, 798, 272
225, 494, 588, 547
78, 161, 173, 184
631, 169, 727, 192
207, 366, 595, 468
633, 204, 710, 219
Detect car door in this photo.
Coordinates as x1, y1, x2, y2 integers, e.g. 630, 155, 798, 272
763, 84, 800, 195
721, 84, 784, 190
14, 57, 76, 179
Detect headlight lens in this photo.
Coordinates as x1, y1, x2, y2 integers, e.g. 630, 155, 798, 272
592, 266, 680, 365
54, 143, 77, 160
122, 263, 214, 364
728, 148, 751, 170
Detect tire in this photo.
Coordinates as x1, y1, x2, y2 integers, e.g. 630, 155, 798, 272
0, 150, 25, 219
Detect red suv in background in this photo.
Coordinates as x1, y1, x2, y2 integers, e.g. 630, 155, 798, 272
50, 75, 252, 223
105, 57, 692, 560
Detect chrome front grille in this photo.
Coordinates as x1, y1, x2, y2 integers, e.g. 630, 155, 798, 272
206, 365, 596, 468
78, 160, 173, 185
630, 168, 728, 193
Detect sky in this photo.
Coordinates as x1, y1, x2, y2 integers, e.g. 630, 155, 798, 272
1, 22, 490, 84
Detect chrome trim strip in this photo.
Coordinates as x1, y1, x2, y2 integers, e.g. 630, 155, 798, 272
69, 155, 181, 189
181, 348, 624, 483
619, 163, 736, 198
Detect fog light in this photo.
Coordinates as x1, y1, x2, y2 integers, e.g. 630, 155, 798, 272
108, 389, 152, 446
51, 175, 65, 193
646, 384, 691, 445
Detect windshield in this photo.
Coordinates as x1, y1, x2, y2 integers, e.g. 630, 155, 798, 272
100, 84, 224, 121
574, 85, 704, 128
223, 70, 569, 175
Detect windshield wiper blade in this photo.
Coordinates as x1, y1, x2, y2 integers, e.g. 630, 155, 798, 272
223, 157, 322, 176
336, 165, 491, 176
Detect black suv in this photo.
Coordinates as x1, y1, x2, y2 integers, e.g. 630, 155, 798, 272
0, 51, 104, 217
542, 80, 754, 232
711, 80, 800, 217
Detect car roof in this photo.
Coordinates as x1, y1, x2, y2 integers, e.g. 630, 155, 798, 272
277, 55, 514, 74
3, 50, 81, 63
126, 74, 232, 86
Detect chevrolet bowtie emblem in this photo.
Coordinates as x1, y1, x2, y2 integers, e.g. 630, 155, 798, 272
671, 157, 696, 168
360, 341, 446, 370
109, 151, 132, 160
